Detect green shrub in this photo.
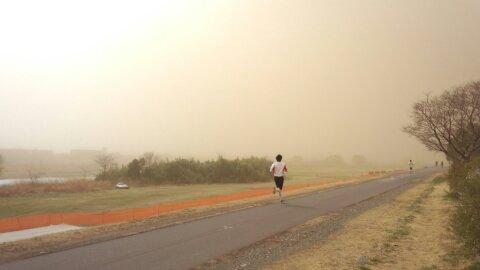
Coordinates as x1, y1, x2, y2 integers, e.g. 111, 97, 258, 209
95, 166, 127, 181
447, 161, 469, 197
451, 158, 480, 255
96, 156, 272, 184
431, 176, 445, 185
465, 261, 480, 270
420, 265, 438, 270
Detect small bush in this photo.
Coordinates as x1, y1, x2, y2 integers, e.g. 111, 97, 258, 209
432, 176, 445, 185
95, 166, 127, 181
389, 225, 410, 240
465, 261, 480, 270
451, 158, 480, 255
420, 265, 438, 270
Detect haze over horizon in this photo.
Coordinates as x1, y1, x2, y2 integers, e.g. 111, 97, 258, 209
1, 0, 479, 164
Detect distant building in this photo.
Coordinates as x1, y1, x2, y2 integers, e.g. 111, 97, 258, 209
70, 149, 104, 163
0, 149, 55, 164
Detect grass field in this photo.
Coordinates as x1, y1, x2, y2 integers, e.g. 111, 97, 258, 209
0, 166, 385, 219
0, 183, 262, 218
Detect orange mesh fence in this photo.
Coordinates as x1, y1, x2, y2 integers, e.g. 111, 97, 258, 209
0, 217, 21, 233
62, 212, 103, 226
133, 205, 159, 220
17, 214, 51, 230
0, 171, 395, 233
49, 213, 64, 225
102, 209, 134, 224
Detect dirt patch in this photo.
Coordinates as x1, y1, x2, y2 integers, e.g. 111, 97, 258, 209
263, 178, 471, 270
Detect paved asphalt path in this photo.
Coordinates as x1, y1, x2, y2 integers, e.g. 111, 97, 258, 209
0, 168, 439, 270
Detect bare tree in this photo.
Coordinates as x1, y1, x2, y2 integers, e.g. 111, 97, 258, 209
351, 155, 368, 167
79, 164, 90, 179
27, 163, 43, 182
142, 152, 158, 167
95, 153, 115, 175
403, 81, 480, 163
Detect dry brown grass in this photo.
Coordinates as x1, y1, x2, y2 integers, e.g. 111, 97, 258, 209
0, 180, 112, 197
264, 177, 471, 270
374, 182, 468, 270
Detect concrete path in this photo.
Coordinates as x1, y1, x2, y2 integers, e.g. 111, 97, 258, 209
0, 168, 439, 270
0, 225, 81, 244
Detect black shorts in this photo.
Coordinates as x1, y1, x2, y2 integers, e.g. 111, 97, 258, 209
274, 176, 284, 190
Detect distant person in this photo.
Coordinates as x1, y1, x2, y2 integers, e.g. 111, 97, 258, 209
270, 154, 288, 203
441, 161, 444, 168
409, 160, 414, 173
435, 161, 438, 167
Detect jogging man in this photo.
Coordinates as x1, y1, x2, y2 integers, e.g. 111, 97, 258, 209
270, 154, 288, 203
409, 160, 414, 173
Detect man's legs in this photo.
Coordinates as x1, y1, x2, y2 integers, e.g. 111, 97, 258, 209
274, 176, 284, 202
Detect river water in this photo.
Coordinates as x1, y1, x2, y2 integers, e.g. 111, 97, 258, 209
0, 176, 95, 186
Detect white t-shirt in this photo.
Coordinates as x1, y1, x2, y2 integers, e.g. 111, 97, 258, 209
270, 161, 287, 177
409, 161, 414, 167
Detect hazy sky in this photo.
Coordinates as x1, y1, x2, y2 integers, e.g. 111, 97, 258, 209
1, 0, 479, 164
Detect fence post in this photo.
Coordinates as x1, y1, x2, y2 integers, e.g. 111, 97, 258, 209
16, 217, 21, 230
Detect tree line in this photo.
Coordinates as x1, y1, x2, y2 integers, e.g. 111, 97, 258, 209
95, 154, 272, 184
404, 80, 480, 256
